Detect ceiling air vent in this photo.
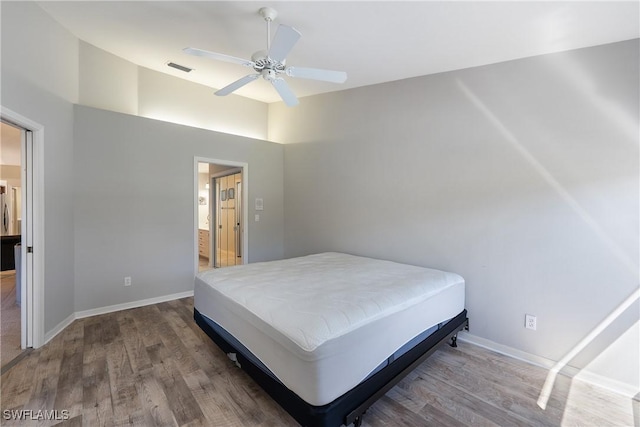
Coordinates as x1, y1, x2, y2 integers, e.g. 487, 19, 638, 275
166, 62, 193, 73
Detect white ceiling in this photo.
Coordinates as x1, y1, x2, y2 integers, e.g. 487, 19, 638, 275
38, 1, 639, 104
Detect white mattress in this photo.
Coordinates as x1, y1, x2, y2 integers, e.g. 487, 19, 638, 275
194, 252, 465, 406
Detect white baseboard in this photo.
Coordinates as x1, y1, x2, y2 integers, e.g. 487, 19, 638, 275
572, 369, 639, 399
43, 312, 75, 345
43, 290, 194, 345
458, 331, 639, 399
75, 290, 194, 319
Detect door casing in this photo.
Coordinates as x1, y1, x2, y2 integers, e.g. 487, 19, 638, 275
1, 106, 44, 349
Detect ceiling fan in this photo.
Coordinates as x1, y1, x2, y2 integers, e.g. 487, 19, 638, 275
183, 7, 347, 107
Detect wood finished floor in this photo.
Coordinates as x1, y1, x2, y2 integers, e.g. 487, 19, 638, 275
0, 297, 636, 427
1, 270, 22, 371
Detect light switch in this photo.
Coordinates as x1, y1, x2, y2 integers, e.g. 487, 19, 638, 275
255, 214, 260, 222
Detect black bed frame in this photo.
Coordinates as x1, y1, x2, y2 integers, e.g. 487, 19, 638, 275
194, 308, 469, 427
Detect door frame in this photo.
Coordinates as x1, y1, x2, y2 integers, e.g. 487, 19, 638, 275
1, 106, 45, 349
193, 157, 248, 276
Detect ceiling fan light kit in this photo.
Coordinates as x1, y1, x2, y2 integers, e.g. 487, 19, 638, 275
183, 7, 347, 107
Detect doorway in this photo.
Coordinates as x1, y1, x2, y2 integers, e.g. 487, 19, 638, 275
1, 107, 43, 356
195, 158, 248, 275
0, 115, 38, 371
1, 121, 23, 370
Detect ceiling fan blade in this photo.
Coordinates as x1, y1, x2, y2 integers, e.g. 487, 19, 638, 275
268, 25, 301, 63
183, 47, 254, 67
271, 78, 299, 106
286, 67, 347, 83
215, 74, 260, 96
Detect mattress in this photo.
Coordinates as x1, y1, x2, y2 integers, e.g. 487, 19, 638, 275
194, 252, 465, 406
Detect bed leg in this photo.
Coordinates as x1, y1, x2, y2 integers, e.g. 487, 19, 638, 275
353, 414, 364, 427
449, 334, 458, 348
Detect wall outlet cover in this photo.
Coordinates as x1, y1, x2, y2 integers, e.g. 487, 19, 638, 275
525, 314, 536, 330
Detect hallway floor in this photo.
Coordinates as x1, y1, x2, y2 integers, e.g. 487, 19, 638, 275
1, 270, 22, 371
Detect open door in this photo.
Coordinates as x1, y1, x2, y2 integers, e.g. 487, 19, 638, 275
213, 171, 243, 268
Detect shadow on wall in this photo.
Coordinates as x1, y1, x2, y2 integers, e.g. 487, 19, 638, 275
455, 50, 639, 414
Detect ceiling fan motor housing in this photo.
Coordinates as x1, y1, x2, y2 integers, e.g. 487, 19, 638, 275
251, 51, 286, 73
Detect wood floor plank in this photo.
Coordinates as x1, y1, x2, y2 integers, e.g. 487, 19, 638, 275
448, 341, 619, 424
419, 349, 564, 426
366, 395, 444, 426
135, 368, 179, 427
104, 335, 144, 426
1, 272, 23, 371
116, 309, 153, 373
1, 297, 634, 427
82, 357, 113, 427
435, 343, 572, 413
556, 379, 636, 427
146, 339, 206, 426
131, 305, 163, 348
181, 368, 246, 427
386, 385, 468, 427
22, 332, 65, 415
52, 414, 83, 427
0, 350, 40, 410
99, 314, 121, 346
52, 323, 84, 420
154, 308, 202, 377
429, 343, 629, 427
156, 361, 205, 425
219, 370, 285, 426
408, 369, 527, 426
53, 345, 83, 417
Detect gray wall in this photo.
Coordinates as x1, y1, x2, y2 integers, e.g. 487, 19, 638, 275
1, 1, 78, 332
270, 40, 639, 387
1, 2, 277, 336
73, 106, 284, 312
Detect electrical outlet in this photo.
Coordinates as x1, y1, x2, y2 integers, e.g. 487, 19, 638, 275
525, 314, 536, 330
124, 276, 132, 287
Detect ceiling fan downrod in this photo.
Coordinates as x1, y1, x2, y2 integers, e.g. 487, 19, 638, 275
259, 7, 278, 52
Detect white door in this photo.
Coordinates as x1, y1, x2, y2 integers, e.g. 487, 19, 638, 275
213, 172, 243, 268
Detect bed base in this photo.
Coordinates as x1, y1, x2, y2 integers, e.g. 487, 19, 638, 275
194, 308, 468, 427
